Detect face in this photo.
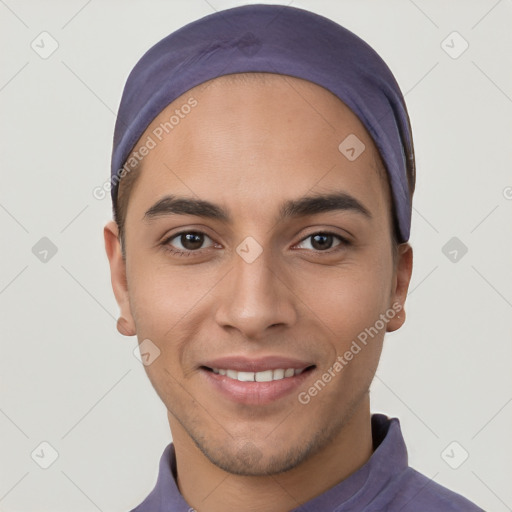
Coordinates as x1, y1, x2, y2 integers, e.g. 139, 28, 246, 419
105, 73, 412, 476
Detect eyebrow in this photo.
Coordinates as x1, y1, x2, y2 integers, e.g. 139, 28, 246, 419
143, 192, 372, 223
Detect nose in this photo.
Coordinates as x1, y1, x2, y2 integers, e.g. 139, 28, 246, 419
213, 246, 298, 340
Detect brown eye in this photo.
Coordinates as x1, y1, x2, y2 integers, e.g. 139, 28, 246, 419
179, 232, 205, 250
296, 232, 350, 252
163, 231, 215, 256
310, 233, 334, 250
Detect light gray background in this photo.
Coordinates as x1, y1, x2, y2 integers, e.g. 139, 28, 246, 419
1, 0, 511, 511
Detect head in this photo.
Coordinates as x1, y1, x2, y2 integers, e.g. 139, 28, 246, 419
104, 71, 413, 475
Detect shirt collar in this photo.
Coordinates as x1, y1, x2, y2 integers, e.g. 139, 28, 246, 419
135, 413, 408, 511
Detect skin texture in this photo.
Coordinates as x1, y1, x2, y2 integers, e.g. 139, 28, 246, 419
104, 73, 413, 512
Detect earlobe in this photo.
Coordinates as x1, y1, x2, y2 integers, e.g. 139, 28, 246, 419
117, 316, 136, 336
386, 243, 413, 333
387, 311, 406, 333
104, 220, 136, 337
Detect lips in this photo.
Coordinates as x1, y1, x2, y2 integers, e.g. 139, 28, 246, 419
199, 355, 316, 405
201, 355, 315, 373
207, 367, 307, 382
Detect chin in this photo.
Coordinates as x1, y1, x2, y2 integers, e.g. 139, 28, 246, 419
194, 429, 323, 477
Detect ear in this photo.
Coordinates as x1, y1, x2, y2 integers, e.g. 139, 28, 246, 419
104, 220, 136, 336
386, 243, 413, 333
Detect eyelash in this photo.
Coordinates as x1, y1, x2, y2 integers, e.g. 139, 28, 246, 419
161, 230, 352, 258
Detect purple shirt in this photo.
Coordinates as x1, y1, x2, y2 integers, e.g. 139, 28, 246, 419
130, 413, 484, 511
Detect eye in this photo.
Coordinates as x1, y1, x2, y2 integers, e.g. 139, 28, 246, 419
162, 231, 216, 256
161, 230, 351, 258
295, 232, 351, 252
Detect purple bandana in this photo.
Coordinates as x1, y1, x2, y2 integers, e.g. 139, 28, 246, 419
111, 3, 415, 242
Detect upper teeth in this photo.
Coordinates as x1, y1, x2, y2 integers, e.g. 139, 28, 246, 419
211, 368, 306, 382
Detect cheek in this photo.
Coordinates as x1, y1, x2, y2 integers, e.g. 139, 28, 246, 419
306, 271, 387, 394
127, 256, 197, 325
299, 261, 390, 388
303, 260, 390, 336
125, 259, 219, 367
126, 269, 198, 389
128, 272, 174, 333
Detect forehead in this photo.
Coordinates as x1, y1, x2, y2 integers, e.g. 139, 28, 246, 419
125, 73, 391, 223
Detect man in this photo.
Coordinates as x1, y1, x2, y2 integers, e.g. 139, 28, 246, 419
104, 4, 484, 511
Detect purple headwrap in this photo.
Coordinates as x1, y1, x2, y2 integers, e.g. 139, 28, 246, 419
111, 3, 415, 242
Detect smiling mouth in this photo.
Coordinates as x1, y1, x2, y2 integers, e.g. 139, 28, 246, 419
201, 365, 316, 382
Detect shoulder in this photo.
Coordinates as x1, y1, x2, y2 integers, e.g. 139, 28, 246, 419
379, 466, 485, 511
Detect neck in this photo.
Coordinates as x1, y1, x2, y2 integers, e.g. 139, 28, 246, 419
169, 397, 374, 512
